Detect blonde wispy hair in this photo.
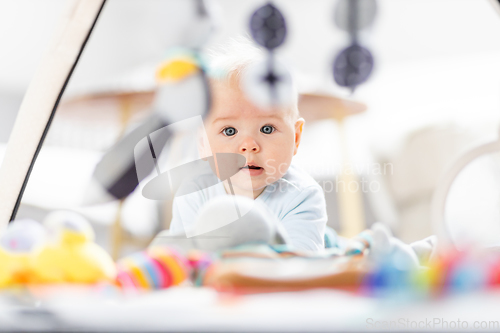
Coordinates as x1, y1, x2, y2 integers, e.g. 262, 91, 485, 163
205, 35, 265, 84
204, 35, 299, 117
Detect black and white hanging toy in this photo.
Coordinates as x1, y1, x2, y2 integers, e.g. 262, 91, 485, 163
83, 0, 219, 205
333, 0, 377, 92
244, 2, 294, 109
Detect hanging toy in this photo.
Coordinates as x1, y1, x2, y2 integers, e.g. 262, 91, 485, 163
137, 0, 220, 202
333, 0, 377, 92
244, 2, 294, 109
83, 0, 220, 206
32, 211, 116, 284
0, 219, 46, 287
152, 0, 218, 124
140, 53, 214, 201
249, 2, 286, 50
153, 49, 210, 126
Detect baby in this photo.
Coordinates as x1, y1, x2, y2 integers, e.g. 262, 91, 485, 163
168, 38, 327, 251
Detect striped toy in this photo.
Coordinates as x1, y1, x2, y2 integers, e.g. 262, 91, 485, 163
116, 246, 191, 290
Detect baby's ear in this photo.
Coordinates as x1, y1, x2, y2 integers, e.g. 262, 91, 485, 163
293, 118, 305, 155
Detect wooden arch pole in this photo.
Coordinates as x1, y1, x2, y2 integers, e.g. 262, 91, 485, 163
0, 0, 106, 231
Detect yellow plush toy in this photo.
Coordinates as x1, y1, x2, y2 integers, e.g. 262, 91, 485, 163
0, 219, 46, 287
32, 211, 116, 284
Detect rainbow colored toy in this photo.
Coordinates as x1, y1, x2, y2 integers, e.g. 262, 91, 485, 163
116, 246, 191, 290
361, 247, 500, 298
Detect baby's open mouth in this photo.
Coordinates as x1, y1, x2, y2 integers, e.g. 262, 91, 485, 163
240, 164, 264, 176
241, 165, 262, 170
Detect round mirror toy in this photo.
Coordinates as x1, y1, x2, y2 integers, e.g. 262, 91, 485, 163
432, 127, 500, 251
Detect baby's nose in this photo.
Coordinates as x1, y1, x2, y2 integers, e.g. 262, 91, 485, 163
239, 137, 260, 153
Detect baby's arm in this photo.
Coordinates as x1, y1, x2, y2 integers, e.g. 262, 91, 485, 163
280, 185, 327, 251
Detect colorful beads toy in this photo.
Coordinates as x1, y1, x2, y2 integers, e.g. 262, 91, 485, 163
359, 246, 500, 299
487, 257, 500, 286
116, 246, 191, 290
362, 255, 414, 297
187, 250, 214, 287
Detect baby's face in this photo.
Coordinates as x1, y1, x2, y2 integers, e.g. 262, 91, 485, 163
202, 81, 304, 198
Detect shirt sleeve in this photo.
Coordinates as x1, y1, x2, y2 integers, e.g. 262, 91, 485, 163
280, 185, 327, 251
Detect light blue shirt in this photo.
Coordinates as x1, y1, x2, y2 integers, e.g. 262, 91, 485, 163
169, 164, 327, 251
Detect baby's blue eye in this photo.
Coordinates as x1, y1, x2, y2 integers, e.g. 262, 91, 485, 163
260, 125, 275, 134
223, 127, 237, 136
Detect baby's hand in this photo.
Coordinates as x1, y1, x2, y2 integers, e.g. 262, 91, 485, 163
344, 229, 373, 256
